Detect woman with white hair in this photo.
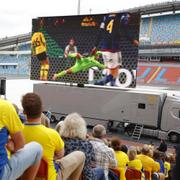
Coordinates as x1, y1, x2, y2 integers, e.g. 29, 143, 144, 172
60, 112, 105, 180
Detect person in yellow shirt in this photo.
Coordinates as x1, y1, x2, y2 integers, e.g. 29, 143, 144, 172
0, 98, 42, 180
164, 161, 170, 179
22, 93, 85, 180
111, 137, 129, 180
127, 147, 143, 180
32, 31, 49, 80
127, 148, 142, 171
137, 145, 160, 180
164, 154, 171, 179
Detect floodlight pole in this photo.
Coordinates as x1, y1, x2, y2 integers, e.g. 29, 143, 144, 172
77, 0, 81, 15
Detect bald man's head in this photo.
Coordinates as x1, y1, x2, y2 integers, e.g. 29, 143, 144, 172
92, 124, 106, 139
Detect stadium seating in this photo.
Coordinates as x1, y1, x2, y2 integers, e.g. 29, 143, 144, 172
18, 43, 31, 51
36, 159, 48, 180
140, 14, 180, 45
0, 54, 30, 76
125, 168, 141, 180
109, 168, 120, 177
0, 27, 65, 77
144, 170, 151, 180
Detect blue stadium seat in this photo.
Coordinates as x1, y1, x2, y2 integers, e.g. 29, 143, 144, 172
140, 14, 180, 45
0, 54, 30, 76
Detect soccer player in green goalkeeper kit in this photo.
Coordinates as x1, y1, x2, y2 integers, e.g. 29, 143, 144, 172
52, 51, 106, 80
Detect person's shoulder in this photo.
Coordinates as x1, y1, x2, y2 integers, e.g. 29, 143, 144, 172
120, 150, 128, 156
75, 138, 92, 146
45, 127, 60, 136
101, 145, 115, 155
78, 139, 93, 149
104, 147, 114, 155
115, 150, 127, 157
65, 138, 92, 147
65, 44, 70, 49
134, 159, 142, 164
135, 158, 141, 162
0, 99, 12, 108
84, 139, 94, 146
90, 139, 105, 147
164, 161, 171, 168
146, 156, 156, 164
115, 150, 126, 155
0, 99, 15, 113
128, 159, 136, 164
32, 32, 39, 37
34, 125, 59, 136
164, 161, 170, 165
137, 154, 151, 161
38, 32, 43, 35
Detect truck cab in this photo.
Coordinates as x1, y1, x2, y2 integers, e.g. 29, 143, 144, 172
161, 95, 180, 143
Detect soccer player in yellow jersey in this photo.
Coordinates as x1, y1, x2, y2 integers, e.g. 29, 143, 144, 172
32, 31, 49, 80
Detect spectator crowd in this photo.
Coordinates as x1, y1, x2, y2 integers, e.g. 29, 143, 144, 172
0, 92, 179, 180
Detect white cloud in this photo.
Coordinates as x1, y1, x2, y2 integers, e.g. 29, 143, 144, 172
0, 0, 173, 38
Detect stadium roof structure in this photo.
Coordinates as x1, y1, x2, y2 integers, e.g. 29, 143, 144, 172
120, 1, 180, 15
0, 33, 31, 48
139, 47, 180, 57
0, 1, 180, 57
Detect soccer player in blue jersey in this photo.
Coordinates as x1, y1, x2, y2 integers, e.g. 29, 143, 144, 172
93, 13, 139, 86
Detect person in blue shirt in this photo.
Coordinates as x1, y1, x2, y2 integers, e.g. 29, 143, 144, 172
153, 150, 165, 173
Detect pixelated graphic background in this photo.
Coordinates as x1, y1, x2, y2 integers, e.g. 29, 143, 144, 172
31, 13, 140, 87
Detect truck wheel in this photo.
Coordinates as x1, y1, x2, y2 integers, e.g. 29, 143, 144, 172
50, 115, 57, 123
125, 124, 135, 136
107, 121, 113, 132
59, 116, 65, 121
169, 133, 180, 143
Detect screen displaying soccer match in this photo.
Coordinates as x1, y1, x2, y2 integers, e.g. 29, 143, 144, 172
31, 13, 140, 87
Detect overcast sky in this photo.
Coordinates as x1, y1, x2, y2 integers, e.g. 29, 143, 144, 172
0, 0, 175, 38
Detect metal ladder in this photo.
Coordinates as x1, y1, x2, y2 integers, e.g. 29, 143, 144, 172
132, 124, 144, 140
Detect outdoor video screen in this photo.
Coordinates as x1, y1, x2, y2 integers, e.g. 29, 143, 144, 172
31, 13, 140, 87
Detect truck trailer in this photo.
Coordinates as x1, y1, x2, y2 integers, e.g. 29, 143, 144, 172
34, 83, 180, 143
